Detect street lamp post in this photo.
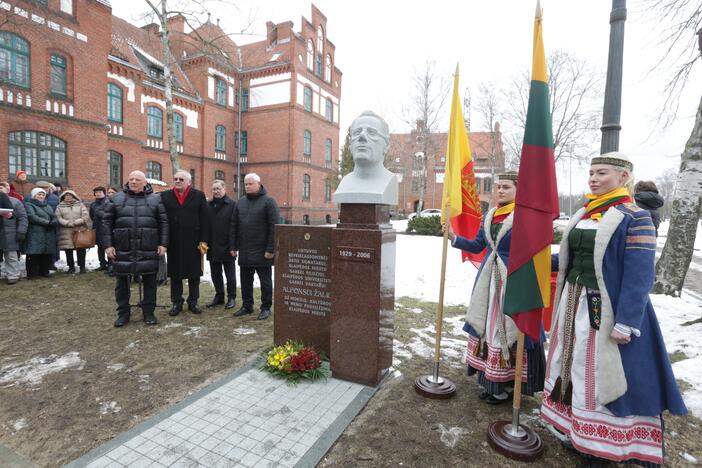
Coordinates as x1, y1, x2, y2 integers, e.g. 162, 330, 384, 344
600, 0, 627, 154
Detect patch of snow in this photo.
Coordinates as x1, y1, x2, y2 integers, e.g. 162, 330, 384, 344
0, 352, 84, 387
680, 452, 699, 464
13, 418, 27, 431
184, 326, 203, 337
107, 363, 125, 372
409, 308, 423, 314
436, 424, 467, 448
392, 339, 413, 366
98, 401, 121, 415
233, 327, 256, 336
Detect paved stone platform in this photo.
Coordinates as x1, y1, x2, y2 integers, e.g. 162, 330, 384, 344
67, 365, 375, 467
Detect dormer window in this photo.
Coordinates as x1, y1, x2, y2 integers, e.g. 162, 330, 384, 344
148, 66, 164, 80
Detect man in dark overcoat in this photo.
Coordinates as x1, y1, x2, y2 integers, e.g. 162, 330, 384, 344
89, 186, 110, 272
102, 171, 169, 327
229, 173, 279, 320
206, 179, 237, 309
161, 170, 210, 315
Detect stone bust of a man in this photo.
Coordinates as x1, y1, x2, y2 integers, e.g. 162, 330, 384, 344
333, 111, 399, 205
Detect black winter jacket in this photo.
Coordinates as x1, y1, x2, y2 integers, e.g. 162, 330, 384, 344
90, 197, 109, 246
207, 195, 236, 263
101, 184, 169, 275
634, 191, 664, 232
230, 185, 280, 267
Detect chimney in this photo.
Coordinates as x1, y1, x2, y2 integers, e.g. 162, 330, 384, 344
141, 23, 160, 35
167, 14, 185, 35
494, 121, 501, 133
416, 119, 426, 132
266, 21, 276, 45
276, 21, 294, 42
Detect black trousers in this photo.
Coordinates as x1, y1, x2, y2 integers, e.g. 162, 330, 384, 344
115, 273, 157, 318
240, 266, 272, 311
171, 277, 200, 305
210, 261, 237, 299
26, 254, 52, 278
64, 249, 86, 269
97, 245, 109, 268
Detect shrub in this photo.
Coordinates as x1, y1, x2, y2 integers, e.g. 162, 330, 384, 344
407, 215, 442, 236
553, 225, 564, 244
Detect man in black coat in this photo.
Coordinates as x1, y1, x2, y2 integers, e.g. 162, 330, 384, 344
206, 179, 237, 309
229, 173, 280, 320
89, 186, 110, 272
102, 171, 169, 327
161, 170, 210, 315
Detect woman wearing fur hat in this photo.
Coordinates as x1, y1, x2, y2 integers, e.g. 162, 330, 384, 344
541, 152, 686, 466
23, 188, 57, 278
445, 172, 546, 405
56, 190, 90, 274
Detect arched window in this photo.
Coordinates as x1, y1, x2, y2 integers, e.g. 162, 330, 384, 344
215, 125, 226, 151
8, 131, 66, 180
108, 150, 122, 187
0, 32, 30, 88
316, 26, 324, 54
325, 98, 333, 122
303, 214, 310, 225
306, 39, 314, 70
107, 83, 122, 123
303, 86, 312, 112
215, 77, 227, 106
214, 170, 225, 181
173, 113, 184, 144
324, 179, 332, 202
325, 54, 332, 82
50, 54, 67, 96
325, 214, 332, 224
147, 106, 163, 138
303, 174, 310, 200
303, 130, 312, 156
146, 161, 161, 180
325, 138, 332, 163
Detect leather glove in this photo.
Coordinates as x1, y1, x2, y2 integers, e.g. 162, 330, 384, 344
198, 242, 208, 255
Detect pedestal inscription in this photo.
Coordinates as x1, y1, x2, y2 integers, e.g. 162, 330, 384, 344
274, 225, 332, 355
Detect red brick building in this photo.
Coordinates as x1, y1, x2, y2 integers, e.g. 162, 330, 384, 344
388, 121, 506, 215
0, 1, 340, 224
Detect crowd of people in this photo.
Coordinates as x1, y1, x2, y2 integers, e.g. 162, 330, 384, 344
0, 169, 279, 327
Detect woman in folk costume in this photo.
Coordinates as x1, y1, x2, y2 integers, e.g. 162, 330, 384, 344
445, 172, 545, 405
541, 152, 686, 466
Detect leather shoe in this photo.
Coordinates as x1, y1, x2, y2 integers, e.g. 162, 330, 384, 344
144, 314, 158, 325
206, 297, 224, 308
169, 302, 183, 316
224, 297, 236, 310
114, 316, 129, 327
257, 309, 271, 320
233, 306, 253, 317
189, 303, 203, 314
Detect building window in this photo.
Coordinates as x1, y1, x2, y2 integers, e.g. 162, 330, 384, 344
107, 83, 122, 123
324, 179, 331, 202
60, 0, 73, 15
215, 78, 227, 106
316, 26, 324, 53
50, 54, 67, 96
8, 131, 66, 180
173, 113, 183, 144
303, 174, 310, 200
190, 169, 196, 187
146, 161, 161, 181
325, 214, 332, 224
108, 150, 122, 187
315, 53, 322, 77
484, 177, 492, 194
303, 86, 312, 112
240, 131, 248, 155
147, 106, 163, 138
324, 138, 332, 163
0, 32, 30, 88
325, 54, 332, 82
306, 40, 314, 70
241, 88, 249, 111
303, 130, 312, 156
215, 125, 226, 152
325, 98, 333, 122
214, 170, 225, 181
303, 214, 310, 225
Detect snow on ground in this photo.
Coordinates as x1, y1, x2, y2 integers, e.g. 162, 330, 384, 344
232, 327, 256, 336
0, 352, 84, 387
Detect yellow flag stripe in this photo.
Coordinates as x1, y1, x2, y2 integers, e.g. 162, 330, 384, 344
533, 246, 552, 307
532, 16, 547, 83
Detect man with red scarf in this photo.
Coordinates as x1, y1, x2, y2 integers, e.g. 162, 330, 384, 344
161, 170, 210, 316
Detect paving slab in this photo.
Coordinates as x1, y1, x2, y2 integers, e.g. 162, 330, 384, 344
66, 363, 376, 468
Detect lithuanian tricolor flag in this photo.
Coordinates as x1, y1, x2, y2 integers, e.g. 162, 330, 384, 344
441, 66, 483, 267
503, 2, 559, 341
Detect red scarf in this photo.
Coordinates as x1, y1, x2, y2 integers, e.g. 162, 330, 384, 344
174, 185, 191, 206
492, 202, 515, 225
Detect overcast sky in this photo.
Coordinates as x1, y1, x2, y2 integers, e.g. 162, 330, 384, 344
112, 0, 701, 193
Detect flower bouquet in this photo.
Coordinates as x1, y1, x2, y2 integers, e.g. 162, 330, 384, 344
258, 340, 330, 383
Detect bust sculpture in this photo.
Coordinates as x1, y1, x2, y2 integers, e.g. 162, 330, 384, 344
333, 111, 399, 205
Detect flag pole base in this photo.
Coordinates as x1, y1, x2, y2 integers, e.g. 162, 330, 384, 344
486, 420, 543, 462
414, 374, 456, 399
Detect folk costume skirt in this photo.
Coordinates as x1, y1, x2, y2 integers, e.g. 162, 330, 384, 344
541, 283, 664, 465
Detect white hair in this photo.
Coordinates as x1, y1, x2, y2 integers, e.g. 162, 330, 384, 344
244, 173, 261, 182
174, 170, 192, 183
212, 179, 226, 188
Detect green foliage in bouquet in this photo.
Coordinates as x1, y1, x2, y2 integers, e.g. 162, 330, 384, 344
258, 340, 330, 383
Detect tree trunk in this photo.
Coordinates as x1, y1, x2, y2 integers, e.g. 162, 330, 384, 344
159, 0, 180, 175
652, 94, 702, 296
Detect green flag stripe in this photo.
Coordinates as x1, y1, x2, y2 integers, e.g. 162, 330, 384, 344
523, 80, 553, 149
503, 259, 546, 316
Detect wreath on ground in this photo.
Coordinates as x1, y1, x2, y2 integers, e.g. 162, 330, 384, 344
258, 340, 330, 383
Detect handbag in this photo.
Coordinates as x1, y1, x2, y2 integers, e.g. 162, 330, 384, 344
72, 228, 96, 249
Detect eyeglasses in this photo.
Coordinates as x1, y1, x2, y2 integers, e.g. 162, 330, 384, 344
174, 178, 185, 181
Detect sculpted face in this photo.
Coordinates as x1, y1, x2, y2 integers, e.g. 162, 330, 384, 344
128, 171, 147, 193
350, 115, 389, 168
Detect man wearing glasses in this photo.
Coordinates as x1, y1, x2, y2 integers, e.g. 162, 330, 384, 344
161, 170, 210, 316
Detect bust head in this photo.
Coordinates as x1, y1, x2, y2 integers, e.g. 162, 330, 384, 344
350, 111, 390, 169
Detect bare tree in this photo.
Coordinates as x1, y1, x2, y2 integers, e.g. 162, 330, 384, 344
502, 49, 602, 166
472, 83, 502, 206
646, 0, 702, 297
655, 167, 677, 221
401, 59, 450, 212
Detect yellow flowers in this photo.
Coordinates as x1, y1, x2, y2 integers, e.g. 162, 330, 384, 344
265, 342, 302, 371
259, 340, 330, 383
